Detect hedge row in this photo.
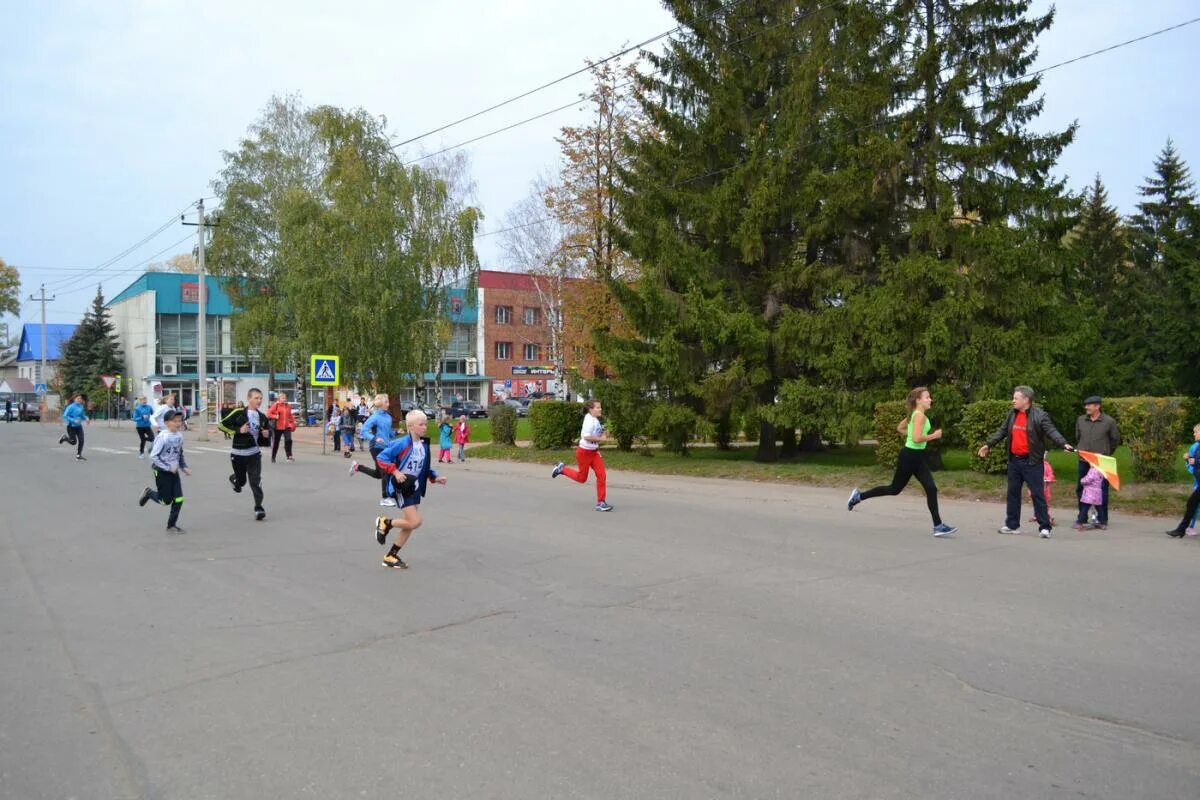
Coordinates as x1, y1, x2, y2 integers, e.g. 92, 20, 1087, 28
529, 401, 585, 449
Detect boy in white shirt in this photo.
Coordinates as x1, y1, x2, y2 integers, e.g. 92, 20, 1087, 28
551, 399, 612, 511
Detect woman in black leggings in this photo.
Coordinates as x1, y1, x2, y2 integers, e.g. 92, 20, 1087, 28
848, 387, 957, 537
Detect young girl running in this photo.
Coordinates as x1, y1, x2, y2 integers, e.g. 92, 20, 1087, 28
551, 399, 612, 511
847, 387, 957, 537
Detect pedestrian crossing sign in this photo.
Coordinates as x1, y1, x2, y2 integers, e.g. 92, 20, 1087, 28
310, 355, 340, 386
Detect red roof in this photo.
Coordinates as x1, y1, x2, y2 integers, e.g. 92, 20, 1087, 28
478, 269, 540, 291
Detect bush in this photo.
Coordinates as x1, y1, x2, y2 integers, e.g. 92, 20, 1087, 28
591, 382, 649, 451
741, 406, 760, 443
873, 400, 907, 469
488, 403, 517, 446
927, 384, 968, 446
647, 403, 707, 455
1105, 396, 1188, 481
530, 401, 584, 449
961, 399, 1012, 474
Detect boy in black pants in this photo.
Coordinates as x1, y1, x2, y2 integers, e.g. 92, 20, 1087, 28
218, 388, 270, 521
138, 409, 190, 532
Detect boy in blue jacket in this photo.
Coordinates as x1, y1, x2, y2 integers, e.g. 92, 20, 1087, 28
372, 410, 447, 569
348, 393, 399, 506
132, 395, 155, 458
58, 393, 89, 460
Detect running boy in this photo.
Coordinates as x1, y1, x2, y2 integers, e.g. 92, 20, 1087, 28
58, 393, 89, 460
551, 399, 612, 511
372, 409, 447, 569
138, 409, 190, 533
349, 393, 398, 507
218, 388, 270, 521
132, 395, 155, 458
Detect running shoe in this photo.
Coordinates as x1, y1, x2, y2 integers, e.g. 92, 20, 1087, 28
229, 474, 241, 493
255, 507, 266, 521
1039, 528, 1052, 539
595, 501, 613, 512
166, 526, 186, 534
382, 554, 408, 569
347, 461, 359, 476
138, 487, 153, 507
847, 488, 861, 511
551, 462, 565, 478
379, 498, 397, 507
932, 523, 958, 537
138, 453, 145, 460
75, 455, 86, 461
375, 516, 390, 545
1166, 528, 1186, 538
998, 526, 1020, 534
1187, 527, 1197, 537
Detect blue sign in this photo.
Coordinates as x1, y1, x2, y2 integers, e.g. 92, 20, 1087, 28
504, 379, 512, 390
34, 383, 47, 395
310, 355, 340, 387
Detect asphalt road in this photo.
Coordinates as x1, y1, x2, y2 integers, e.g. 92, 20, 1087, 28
2, 421, 1198, 800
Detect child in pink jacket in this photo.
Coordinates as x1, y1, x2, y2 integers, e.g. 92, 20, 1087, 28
1078, 465, 1105, 528
453, 415, 470, 462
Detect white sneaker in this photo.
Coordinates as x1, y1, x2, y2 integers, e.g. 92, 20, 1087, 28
998, 526, 1020, 534
138, 453, 145, 459
380, 498, 397, 507
1039, 528, 1052, 539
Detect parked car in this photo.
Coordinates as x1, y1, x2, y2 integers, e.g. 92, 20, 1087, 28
449, 401, 487, 419
494, 398, 529, 417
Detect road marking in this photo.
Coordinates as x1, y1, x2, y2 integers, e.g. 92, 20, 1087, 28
193, 447, 229, 453
91, 447, 129, 454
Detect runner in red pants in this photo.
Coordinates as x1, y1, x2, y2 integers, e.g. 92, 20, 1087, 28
551, 399, 612, 511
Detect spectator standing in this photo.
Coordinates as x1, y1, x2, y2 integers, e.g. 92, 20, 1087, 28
1073, 396, 1121, 530
977, 385, 1074, 539
266, 391, 297, 462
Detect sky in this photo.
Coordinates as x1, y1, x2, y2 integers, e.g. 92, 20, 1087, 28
1, 0, 1197, 335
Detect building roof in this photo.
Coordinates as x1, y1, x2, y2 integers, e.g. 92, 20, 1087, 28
0, 377, 37, 394
478, 269, 540, 292
16, 323, 77, 362
108, 272, 235, 315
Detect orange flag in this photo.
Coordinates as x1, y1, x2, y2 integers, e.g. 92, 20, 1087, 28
1078, 450, 1120, 491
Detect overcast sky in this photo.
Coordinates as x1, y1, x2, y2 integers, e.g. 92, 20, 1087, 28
2, 0, 1197, 332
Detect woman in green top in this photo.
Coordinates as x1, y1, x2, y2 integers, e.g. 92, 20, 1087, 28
847, 387, 957, 537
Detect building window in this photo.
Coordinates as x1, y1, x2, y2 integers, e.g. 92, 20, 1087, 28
523, 343, 540, 361
523, 307, 540, 326
495, 341, 512, 360
495, 306, 512, 325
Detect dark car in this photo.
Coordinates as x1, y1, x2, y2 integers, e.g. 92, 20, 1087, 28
449, 401, 488, 419
493, 398, 529, 417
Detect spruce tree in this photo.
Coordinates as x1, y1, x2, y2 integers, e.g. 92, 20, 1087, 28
1127, 140, 1200, 394
58, 287, 124, 399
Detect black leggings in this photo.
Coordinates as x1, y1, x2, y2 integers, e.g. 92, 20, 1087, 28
270, 429, 293, 461
137, 426, 155, 454
355, 446, 391, 498
66, 425, 85, 456
860, 446, 942, 525
149, 468, 183, 527
1174, 486, 1200, 532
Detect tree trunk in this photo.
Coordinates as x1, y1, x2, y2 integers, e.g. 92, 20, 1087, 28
755, 418, 779, 462
797, 430, 824, 453
780, 427, 798, 457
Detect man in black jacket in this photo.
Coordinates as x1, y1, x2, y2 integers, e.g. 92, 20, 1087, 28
218, 388, 271, 521
978, 385, 1074, 539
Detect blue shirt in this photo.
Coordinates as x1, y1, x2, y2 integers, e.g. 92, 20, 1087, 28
132, 403, 154, 427
361, 410, 395, 447
62, 402, 87, 427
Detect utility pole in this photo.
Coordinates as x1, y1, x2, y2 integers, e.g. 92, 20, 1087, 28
27, 284, 55, 390
183, 200, 217, 441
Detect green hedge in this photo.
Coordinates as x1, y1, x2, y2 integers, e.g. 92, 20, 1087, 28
1105, 396, 1188, 481
488, 403, 517, 446
962, 399, 1012, 474
530, 401, 584, 449
873, 400, 907, 469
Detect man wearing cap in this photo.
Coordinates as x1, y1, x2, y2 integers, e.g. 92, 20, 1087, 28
1074, 396, 1121, 530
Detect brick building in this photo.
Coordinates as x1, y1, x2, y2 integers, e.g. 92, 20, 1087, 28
476, 269, 594, 402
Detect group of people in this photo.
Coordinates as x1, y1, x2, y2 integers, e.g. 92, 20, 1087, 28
52, 377, 1193, 568
847, 384, 1200, 541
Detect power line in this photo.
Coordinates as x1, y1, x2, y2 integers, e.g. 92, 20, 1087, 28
50, 233, 197, 300
46, 201, 198, 293
390, 0, 748, 152
475, 15, 1200, 240
401, 0, 847, 167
